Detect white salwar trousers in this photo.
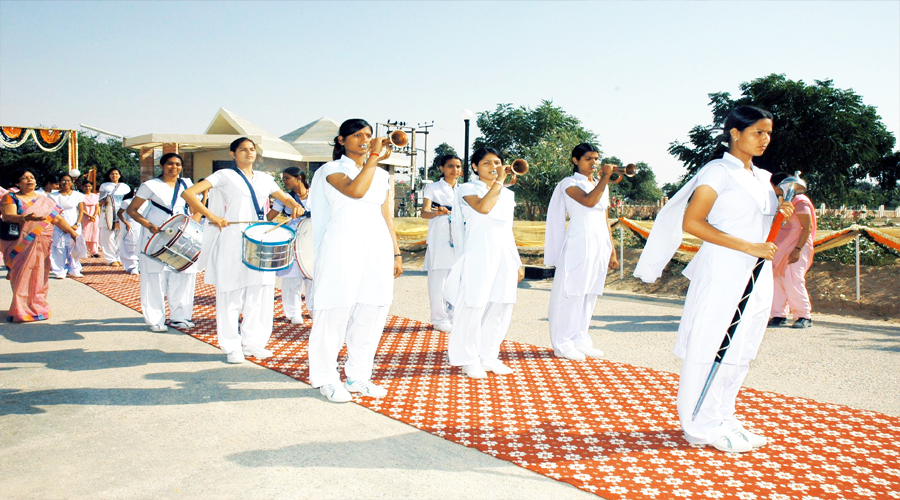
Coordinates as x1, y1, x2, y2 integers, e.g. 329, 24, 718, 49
215, 284, 275, 354
99, 227, 119, 264
677, 360, 751, 444
447, 301, 513, 366
548, 287, 599, 354
140, 272, 196, 328
308, 304, 388, 388
281, 276, 313, 320
50, 231, 82, 278
427, 268, 452, 324
117, 228, 140, 273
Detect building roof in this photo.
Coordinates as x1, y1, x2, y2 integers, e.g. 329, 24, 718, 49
204, 108, 303, 162
281, 117, 339, 162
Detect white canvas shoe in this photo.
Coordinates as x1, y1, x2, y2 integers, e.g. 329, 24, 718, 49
711, 429, 754, 453
736, 427, 768, 448
225, 351, 245, 364
242, 346, 273, 359
481, 359, 514, 375
344, 379, 388, 398
432, 321, 452, 333
319, 383, 352, 403
555, 349, 586, 361
462, 364, 488, 379
575, 344, 604, 358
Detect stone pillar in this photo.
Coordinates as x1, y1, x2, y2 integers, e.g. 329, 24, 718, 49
140, 147, 154, 182
182, 152, 194, 181
162, 143, 178, 155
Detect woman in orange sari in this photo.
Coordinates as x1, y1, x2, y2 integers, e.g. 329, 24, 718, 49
1, 169, 78, 322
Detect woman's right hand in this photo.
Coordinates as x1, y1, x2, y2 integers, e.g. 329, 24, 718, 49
747, 241, 778, 260
148, 224, 160, 234
23, 213, 44, 222
209, 215, 228, 229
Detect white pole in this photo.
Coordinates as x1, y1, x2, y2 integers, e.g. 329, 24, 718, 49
855, 234, 861, 303
619, 222, 624, 280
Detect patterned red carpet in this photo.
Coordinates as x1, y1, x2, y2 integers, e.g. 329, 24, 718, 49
73, 258, 899, 500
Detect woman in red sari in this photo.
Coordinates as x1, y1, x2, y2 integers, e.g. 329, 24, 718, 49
79, 179, 101, 257
1, 169, 78, 322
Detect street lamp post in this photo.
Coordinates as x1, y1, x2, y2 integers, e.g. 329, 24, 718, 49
460, 109, 474, 182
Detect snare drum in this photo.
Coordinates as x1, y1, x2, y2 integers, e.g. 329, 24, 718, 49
293, 218, 314, 279
242, 222, 295, 272
143, 214, 203, 271
103, 201, 116, 230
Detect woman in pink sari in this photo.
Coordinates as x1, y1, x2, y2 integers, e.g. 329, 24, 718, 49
1, 169, 78, 323
80, 179, 101, 257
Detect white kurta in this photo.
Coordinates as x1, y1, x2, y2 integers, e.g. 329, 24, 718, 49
544, 173, 612, 296
201, 169, 280, 293
272, 196, 313, 319
422, 179, 457, 271
443, 180, 521, 308
117, 198, 143, 272
310, 156, 393, 310
98, 182, 130, 264
134, 178, 198, 327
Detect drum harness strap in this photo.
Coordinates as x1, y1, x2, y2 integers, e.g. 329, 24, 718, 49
283, 191, 310, 218
149, 179, 188, 216
230, 167, 265, 221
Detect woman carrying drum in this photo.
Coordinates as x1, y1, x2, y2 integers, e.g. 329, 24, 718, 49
126, 153, 201, 332
98, 168, 130, 266
182, 137, 304, 364
544, 143, 618, 361
266, 167, 312, 324
48, 173, 86, 279
307, 118, 403, 403
443, 147, 524, 379
420, 154, 462, 333
634, 106, 794, 453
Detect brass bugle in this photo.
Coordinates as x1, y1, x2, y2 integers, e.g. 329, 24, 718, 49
502, 159, 529, 186
388, 130, 409, 148
608, 163, 638, 184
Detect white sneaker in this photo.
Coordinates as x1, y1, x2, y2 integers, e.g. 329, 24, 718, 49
290, 317, 304, 325
128, 269, 139, 275
736, 427, 768, 448
555, 348, 586, 361
481, 359, 514, 375
462, 364, 487, 379
150, 324, 168, 332
575, 343, 604, 358
711, 429, 754, 453
432, 321, 452, 333
225, 351, 245, 364
69, 272, 83, 278
319, 383, 352, 403
51, 274, 65, 280
344, 379, 388, 398
242, 346, 273, 359
169, 320, 195, 329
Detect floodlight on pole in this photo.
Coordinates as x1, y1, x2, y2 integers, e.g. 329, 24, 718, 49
79, 124, 124, 140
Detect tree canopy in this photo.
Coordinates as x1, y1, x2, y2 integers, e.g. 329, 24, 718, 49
668, 74, 898, 205
601, 157, 664, 204
1, 133, 140, 189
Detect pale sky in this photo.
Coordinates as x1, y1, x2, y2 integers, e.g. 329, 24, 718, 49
1, 1, 898, 184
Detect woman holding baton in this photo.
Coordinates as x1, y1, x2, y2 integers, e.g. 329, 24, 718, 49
634, 106, 793, 453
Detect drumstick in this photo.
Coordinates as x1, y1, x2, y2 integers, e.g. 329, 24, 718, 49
226, 220, 263, 225
263, 217, 291, 234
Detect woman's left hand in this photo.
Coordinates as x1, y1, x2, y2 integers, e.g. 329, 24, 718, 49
609, 250, 620, 270
290, 205, 306, 219
518, 266, 525, 283
788, 247, 802, 264
393, 255, 403, 278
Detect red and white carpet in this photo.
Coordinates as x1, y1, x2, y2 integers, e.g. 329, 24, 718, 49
73, 259, 900, 500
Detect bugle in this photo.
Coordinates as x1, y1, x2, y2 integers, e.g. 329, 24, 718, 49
388, 130, 409, 148
503, 159, 529, 186
607, 163, 637, 184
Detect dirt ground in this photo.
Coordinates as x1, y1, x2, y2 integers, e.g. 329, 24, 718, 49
401, 247, 900, 323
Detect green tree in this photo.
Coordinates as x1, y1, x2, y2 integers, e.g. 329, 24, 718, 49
473, 100, 597, 219
422, 142, 459, 182
1, 133, 140, 188
668, 74, 898, 205
600, 157, 663, 203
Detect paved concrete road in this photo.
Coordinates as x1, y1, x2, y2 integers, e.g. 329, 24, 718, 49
1, 268, 897, 500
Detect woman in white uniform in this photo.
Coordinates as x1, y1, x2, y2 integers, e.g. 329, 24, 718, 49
116, 195, 142, 275
544, 144, 619, 361
444, 147, 524, 379
127, 153, 201, 332
421, 154, 462, 332
634, 106, 793, 453
48, 173, 86, 279
182, 137, 305, 364
266, 167, 312, 324
307, 118, 403, 403
98, 168, 130, 266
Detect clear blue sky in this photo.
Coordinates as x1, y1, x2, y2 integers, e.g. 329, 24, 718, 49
1, 1, 898, 183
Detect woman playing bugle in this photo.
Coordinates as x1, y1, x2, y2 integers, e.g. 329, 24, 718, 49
544, 143, 618, 361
